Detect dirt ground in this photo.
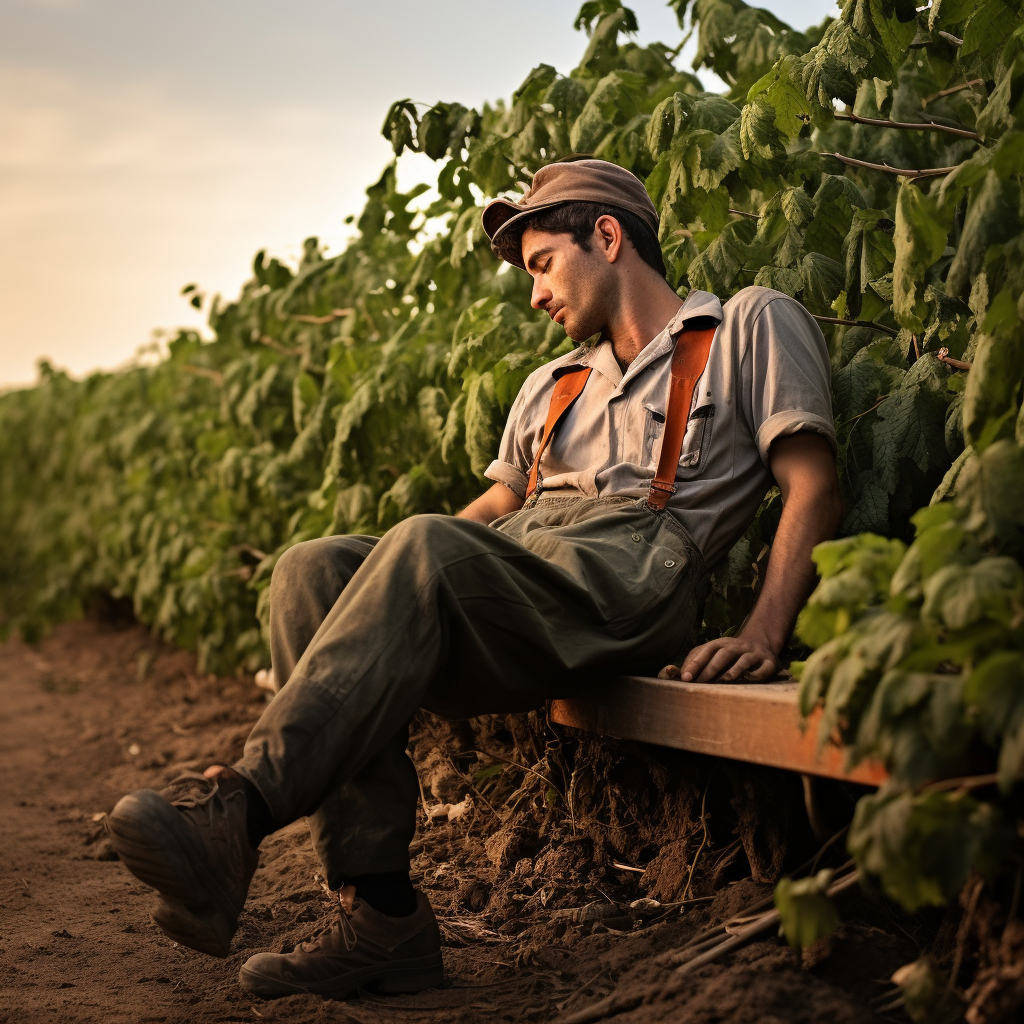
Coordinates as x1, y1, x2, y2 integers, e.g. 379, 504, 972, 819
0, 619, 937, 1024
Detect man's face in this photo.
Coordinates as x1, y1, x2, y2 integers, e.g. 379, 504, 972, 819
520, 225, 617, 343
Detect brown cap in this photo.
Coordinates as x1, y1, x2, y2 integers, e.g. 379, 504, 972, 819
481, 158, 659, 269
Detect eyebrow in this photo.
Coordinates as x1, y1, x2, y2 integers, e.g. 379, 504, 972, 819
525, 246, 554, 272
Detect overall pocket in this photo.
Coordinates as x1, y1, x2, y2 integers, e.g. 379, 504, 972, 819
500, 498, 698, 636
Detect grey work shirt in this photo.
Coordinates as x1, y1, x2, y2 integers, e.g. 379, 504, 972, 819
484, 286, 836, 568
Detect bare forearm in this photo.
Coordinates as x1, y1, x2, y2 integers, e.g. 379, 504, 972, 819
741, 485, 842, 654
677, 432, 842, 683
457, 482, 523, 524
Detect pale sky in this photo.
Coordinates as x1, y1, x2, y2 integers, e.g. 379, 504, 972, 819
0, 0, 836, 389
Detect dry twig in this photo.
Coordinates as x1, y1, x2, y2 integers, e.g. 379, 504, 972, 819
258, 336, 304, 357
820, 152, 959, 179
835, 111, 981, 143
938, 346, 972, 371
444, 754, 501, 820
671, 867, 860, 976
839, 394, 891, 428
923, 772, 999, 795
923, 78, 986, 107
290, 308, 353, 324
812, 315, 900, 338
181, 365, 224, 387
682, 784, 710, 901
232, 542, 268, 561
949, 877, 984, 992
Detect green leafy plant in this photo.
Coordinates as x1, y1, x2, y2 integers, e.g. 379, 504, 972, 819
775, 869, 841, 948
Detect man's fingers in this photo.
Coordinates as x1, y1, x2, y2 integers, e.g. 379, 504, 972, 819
693, 647, 743, 684
680, 640, 728, 681
720, 651, 765, 681
747, 657, 778, 681
682, 640, 781, 684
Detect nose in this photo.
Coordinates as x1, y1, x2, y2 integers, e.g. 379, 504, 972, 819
530, 276, 551, 311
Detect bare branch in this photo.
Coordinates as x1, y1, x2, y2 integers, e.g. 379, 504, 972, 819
923, 78, 985, 107
834, 111, 982, 143
812, 315, 900, 338
820, 151, 959, 179
290, 308, 353, 325
938, 346, 972, 371
181, 365, 224, 387
232, 542, 268, 562
947, 877, 984, 996
923, 773, 999, 795
908, 29, 963, 49
839, 394, 891, 428
258, 336, 304, 357
728, 207, 760, 219
664, 868, 861, 978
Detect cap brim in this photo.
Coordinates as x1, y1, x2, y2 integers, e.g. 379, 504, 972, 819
481, 198, 571, 270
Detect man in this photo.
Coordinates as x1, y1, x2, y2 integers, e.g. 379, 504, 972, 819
106, 158, 843, 999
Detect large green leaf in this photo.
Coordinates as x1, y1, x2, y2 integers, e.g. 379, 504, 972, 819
892, 185, 950, 334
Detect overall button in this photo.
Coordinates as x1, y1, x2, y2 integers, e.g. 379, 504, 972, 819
664, 559, 676, 568
631, 533, 642, 542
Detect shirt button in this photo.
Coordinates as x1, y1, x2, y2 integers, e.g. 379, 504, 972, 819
664, 559, 676, 568
631, 533, 642, 542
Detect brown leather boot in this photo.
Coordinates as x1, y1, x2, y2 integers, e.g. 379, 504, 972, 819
239, 886, 444, 999
106, 766, 258, 957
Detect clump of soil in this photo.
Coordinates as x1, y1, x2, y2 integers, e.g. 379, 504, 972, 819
0, 619, 999, 1023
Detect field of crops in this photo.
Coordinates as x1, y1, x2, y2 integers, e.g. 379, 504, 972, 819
3, 0, 1024, 993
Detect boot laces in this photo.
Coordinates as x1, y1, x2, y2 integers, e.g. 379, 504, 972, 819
161, 771, 218, 809
297, 894, 358, 954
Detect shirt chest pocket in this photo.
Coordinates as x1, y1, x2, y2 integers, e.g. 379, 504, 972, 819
641, 404, 665, 465
641, 402, 715, 476
678, 403, 715, 477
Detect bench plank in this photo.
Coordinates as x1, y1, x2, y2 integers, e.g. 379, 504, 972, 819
550, 677, 887, 786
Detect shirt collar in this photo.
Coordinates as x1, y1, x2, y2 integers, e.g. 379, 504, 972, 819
576, 340, 622, 385
666, 289, 724, 334
552, 289, 724, 386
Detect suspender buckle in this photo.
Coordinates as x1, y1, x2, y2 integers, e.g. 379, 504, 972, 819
645, 480, 677, 512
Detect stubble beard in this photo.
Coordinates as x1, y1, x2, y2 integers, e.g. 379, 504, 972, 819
560, 302, 606, 346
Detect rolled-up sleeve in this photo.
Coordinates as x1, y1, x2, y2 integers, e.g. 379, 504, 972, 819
748, 296, 837, 465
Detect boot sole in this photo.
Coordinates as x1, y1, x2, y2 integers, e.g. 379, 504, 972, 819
106, 790, 237, 957
238, 951, 445, 999
153, 896, 234, 958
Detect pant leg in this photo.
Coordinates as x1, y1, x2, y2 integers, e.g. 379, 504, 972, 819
235, 499, 707, 879
265, 534, 419, 886
268, 534, 378, 687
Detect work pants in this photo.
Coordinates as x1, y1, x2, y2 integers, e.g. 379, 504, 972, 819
233, 495, 707, 888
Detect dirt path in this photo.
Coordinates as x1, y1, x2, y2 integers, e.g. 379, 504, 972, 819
0, 621, 915, 1023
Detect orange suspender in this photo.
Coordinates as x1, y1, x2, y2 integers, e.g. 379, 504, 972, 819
525, 367, 592, 501
525, 323, 717, 508
646, 324, 717, 510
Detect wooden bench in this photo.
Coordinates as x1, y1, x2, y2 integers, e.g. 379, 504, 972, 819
550, 676, 887, 787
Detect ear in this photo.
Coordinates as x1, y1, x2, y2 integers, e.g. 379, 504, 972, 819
593, 214, 624, 264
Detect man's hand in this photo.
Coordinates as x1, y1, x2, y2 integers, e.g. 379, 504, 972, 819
670, 632, 779, 683
663, 432, 843, 684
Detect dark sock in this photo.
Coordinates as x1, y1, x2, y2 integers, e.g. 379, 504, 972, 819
347, 871, 417, 917
239, 777, 275, 850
